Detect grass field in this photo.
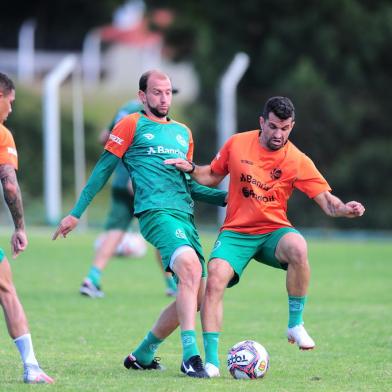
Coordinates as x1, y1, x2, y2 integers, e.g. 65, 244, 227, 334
0, 230, 391, 391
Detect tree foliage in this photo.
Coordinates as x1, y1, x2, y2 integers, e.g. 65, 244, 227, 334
147, 0, 392, 229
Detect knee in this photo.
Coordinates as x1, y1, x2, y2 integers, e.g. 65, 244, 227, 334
176, 257, 202, 287
286, 242, 308, 268
206, 262, 230, 295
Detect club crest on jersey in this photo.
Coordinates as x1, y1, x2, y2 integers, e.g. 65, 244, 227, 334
175, 229, 186, 239
109, 134, 123, 145
176, 134, 187, 147
143, 133, 154, 140
270, 168, 282, 180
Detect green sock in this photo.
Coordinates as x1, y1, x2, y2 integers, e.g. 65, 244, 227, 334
203, 332, 220, 367
288, 295, 307, 328
181, 330, 199, 361
133, 331, 163, 366
87, 266, 102, 286
165, 275, 177, 292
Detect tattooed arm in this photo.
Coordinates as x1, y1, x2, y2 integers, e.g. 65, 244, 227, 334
313, 191, 365, 218
0, 164, 27, 258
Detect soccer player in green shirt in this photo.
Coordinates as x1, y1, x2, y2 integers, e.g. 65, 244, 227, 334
53, 70, 226, 378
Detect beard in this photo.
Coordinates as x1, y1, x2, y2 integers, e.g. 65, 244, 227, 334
147, 102, 169, 118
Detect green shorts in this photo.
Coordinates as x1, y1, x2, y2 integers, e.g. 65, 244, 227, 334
104, 187, 135, 231
0, 247, 5, 263
209, 227, 301, 287
139, 209, 206, 277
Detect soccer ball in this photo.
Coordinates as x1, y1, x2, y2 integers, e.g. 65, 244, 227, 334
116, 232, 147, 257
227, 340, 269, 379
94, 232, 147, 258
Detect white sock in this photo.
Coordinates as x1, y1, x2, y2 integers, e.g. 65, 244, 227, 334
14, 333, 39, 367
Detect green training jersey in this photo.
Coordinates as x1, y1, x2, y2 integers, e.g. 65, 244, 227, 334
105, 111, 196, 216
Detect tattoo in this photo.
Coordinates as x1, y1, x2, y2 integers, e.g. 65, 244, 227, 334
0, 164, 25, 230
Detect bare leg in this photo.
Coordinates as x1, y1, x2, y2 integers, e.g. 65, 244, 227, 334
0, 257, 28, 338
275, 232, 310, 296
171, 249, 202, 331
201, 258, 233, 332
275, 232, 315, 349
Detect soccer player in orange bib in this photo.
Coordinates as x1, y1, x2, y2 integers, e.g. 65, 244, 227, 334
165, 96, 365, 377
0, 72, 53, 384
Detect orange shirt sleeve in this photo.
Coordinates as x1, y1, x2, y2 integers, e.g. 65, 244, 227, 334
295, 154, 331, 198
186, 128, 194, 161
0, 125, 18, 169
104, 113, 139, 157
210, 136, 234, 175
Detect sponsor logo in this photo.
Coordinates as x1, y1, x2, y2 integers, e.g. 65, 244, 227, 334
258, 360, 267, 372
147, 145, 186, 158
242, 187, 275, 203
175, 229, 186, 239
270, 168, 282, 180
7, 147, 17, 157
227, 354, 248, 366
240, 173, 271, 191
108, 134, 124, 145
176, 134, 187, 147
143, 133, 154, 140
241, 159, 254, 165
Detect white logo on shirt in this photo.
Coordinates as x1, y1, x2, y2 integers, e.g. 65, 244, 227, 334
176, 134, 187, 147
109, 134, 123, 145
147, 146, 186, 158
143, 133, 154, 140
175, 229, 186, 239
7, 147, 17, 157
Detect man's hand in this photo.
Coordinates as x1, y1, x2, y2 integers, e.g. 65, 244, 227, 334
52, 215, 79, 240
164, 158, 193, 173
314, 192, 365, 218
11, 229, 28, 259
343, 201, 365, 218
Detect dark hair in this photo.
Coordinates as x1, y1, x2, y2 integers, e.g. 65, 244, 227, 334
139, 70, 152, 92
0, 72, 15, 95
262, 96, 295, 121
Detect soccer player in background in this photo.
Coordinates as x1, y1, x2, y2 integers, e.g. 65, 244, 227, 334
165, 96, 365, 377
53, 70, 227, 378
80, 99, 177, 298
0, 72, 53, 384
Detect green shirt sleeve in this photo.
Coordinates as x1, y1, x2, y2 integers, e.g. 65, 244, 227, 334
70, 151, 120, 218
188, 176, 227, 206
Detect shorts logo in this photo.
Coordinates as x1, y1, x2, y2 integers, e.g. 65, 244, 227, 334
175, 229, 186, 239
143, 133, 155, 140
213, 240, 221, 250
176, 134, 187, 147
109, 134, 124, 145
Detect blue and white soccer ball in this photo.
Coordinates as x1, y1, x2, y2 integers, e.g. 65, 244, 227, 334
227, 340, 269, 379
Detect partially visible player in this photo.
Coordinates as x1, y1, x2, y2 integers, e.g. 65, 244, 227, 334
0, 72, 54, 384
79, 100, 177, 298
166, 96, 365, 377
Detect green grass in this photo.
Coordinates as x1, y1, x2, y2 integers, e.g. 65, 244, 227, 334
0, 230, 391, 391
